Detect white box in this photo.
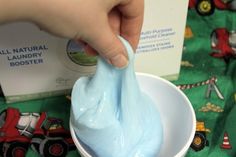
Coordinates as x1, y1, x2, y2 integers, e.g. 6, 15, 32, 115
0, 0, 188, 103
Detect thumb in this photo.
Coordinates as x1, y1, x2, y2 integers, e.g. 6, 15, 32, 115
85, 22, 129, 68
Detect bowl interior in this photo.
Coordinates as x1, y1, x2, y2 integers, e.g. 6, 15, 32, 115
70, 73, 196, 157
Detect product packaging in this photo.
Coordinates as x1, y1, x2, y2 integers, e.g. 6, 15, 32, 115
0, 0, 189, 103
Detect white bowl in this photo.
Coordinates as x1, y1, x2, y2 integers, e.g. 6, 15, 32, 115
70, 73, 196, 157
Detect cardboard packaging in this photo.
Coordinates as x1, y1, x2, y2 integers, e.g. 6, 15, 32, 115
0, 0, 189, 103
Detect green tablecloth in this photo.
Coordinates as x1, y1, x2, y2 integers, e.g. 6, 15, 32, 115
1, 7, 236, 157
176, 8, 236, 157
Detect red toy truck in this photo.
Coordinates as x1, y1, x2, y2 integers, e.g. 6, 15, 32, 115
0, 108, 34, 157
189, 0, 236, 15
0, 108, 75, 157
31, 117, 75, 157
210, 28, 236, 62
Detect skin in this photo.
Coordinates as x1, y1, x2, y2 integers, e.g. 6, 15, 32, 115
0, 0, 144, 68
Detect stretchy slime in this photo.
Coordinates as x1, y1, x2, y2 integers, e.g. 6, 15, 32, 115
71, 37, 163, 157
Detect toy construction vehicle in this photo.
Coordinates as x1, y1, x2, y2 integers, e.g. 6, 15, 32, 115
0, 108, 33, 157
189, 0, 236, 16
211, 28, 236, 63
31, 117, 75, 157
0, 108, 75, 157
191, 121, 211, 151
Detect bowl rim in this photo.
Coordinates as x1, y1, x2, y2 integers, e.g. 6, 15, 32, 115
69, 73, 196, 157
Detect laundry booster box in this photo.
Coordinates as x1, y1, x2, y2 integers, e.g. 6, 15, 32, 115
0, 0, 189, 103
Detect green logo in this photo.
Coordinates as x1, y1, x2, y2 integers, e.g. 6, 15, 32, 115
66, 40, 97, 66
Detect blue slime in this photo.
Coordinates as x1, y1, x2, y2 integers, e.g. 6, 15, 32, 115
71, 37, 163, 157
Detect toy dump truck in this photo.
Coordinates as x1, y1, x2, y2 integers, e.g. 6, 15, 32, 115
0, 108, 75, 157
190, 121, 211, 151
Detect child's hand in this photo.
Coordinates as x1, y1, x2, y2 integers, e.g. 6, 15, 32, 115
0, 0, 144, 68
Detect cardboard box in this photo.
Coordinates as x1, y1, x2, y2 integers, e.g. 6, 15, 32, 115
0, 0, 188, 103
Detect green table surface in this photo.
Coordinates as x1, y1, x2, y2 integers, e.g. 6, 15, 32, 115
1, 7, 236, 157
174, 8, 236, 157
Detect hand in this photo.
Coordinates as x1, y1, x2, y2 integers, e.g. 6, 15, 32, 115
0, 0, 144, 68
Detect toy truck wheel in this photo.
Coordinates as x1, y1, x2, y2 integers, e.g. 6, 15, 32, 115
190, 132, 207, 151
196, 0, 215, 16
0, 143, 3, 156
42, 139, 68, 157
4, 142, 28, 157
31, 134, 45, 153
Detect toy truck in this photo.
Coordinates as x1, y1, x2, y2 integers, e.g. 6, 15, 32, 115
210, 28, 236, 63
31, 117, 75, 157
0, 108, 38, 157
0, 108, 75, 157
189, 0, 236, 16
190, 121, 211, 151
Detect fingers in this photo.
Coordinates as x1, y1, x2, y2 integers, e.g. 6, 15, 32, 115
84, 9, 121, 58
108, 8, 121, 35
118, 0, 144, 51
76, 0, 144, 68
84, 45, 98, 56
82, 15, 128, 68
95, 27, 129, 68
76, 40, 98, 56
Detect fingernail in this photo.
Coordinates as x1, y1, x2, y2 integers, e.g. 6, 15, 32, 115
109, 54, 129, 68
